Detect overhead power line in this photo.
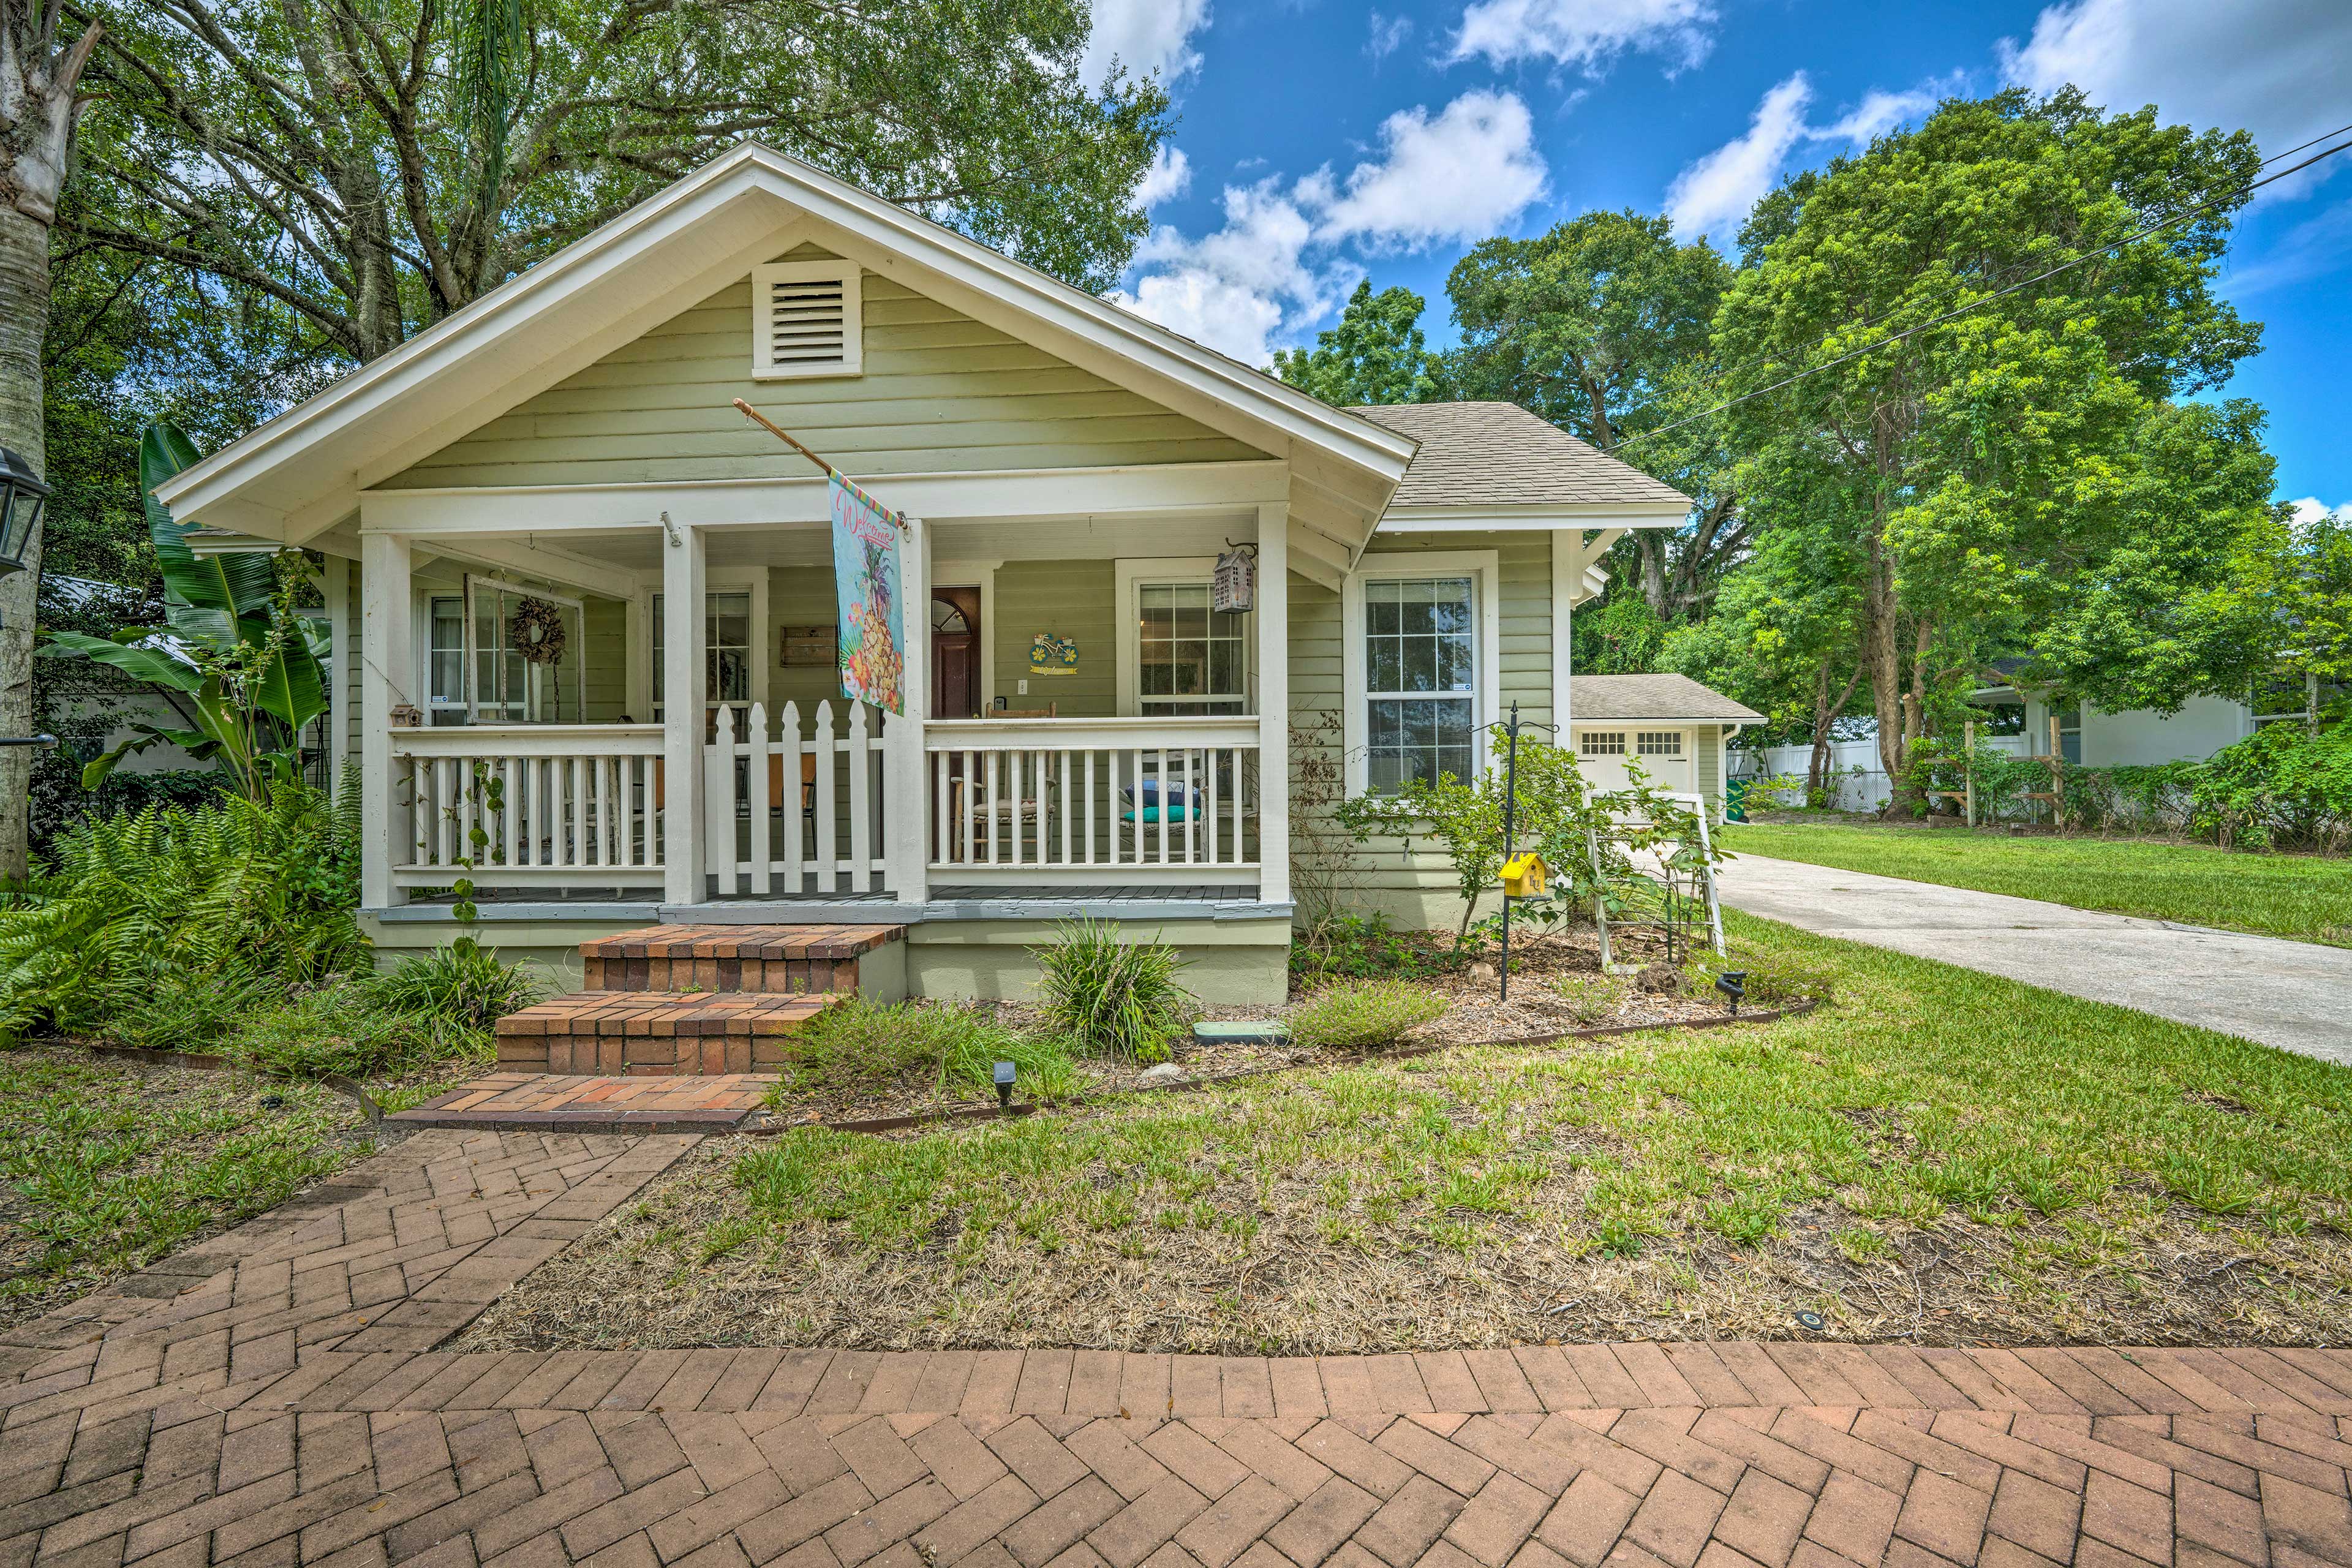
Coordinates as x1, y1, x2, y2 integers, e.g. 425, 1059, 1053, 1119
1601, 124, 2352, 458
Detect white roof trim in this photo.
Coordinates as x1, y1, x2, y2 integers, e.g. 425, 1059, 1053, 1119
155, 141, 1416, 541
1379, 502, 1688, 533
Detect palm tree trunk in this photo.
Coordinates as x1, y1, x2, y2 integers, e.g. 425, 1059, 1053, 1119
0, 10, 102, 880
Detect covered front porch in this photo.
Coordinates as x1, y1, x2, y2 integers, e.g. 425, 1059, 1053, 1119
353, 467, 1306, 922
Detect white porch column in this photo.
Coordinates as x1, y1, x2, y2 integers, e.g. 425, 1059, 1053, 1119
1255, 501, 1290, 907
359, 532, 414, 910
325, 554, 352, 792
663, 521, 708, 905
884, 513, 932, 902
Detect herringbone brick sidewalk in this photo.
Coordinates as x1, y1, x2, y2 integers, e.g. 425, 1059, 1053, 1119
7, 1133, 2352, 1568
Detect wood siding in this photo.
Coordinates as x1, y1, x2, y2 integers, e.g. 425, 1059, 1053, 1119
384, 246, 1265, 491
1289, 529, 1563, 922
992, 560, 1115, 717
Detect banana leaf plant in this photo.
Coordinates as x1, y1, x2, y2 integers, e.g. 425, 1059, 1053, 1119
41, 420, 330, 796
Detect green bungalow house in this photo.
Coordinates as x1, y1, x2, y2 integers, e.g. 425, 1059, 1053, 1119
155, 142, 1691, 1028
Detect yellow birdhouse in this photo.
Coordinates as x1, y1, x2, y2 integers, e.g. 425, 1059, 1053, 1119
1501, 852, 1548, 898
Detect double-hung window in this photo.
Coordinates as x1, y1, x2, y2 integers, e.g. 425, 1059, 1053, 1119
1364, 576, 1477, 791
1137, 582, 1247, 716
651, 590, 754, 724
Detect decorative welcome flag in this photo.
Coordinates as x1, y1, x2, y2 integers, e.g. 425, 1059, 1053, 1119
829, 474, 907, 715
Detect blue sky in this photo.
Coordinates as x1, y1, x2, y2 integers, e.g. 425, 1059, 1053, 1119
1079, 0, 2352, 518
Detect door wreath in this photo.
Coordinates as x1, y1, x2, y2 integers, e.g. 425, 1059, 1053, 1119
508, 597, 567, 665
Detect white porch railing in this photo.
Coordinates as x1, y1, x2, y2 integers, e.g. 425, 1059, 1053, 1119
706, 701, 892, 896
392, 725, 665, 887
925, 717, 1259, 881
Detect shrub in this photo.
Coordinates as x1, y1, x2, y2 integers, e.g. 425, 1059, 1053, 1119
1287, 979, 1444, 1052
369, 940, 543, 1035
775, 997, 1079, 1101
1031, 919, 1191, 1064
232, 981, 477, 1079
1553, 972, 1628, 1025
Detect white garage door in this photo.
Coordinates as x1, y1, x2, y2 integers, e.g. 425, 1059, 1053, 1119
1577, 728, 1694, 794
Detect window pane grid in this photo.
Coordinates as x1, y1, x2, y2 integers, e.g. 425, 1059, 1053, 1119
1364, 575, 1475, 792
1636, 731, 1683, 756
1581, 731, 1626, 755
1139, 581, 1245, 710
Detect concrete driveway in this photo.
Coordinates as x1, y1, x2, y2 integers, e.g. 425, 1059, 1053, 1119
1714, 851, 2352, 1065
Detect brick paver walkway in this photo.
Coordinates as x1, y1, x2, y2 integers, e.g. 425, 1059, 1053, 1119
9, 1132, 2352, 1568
392, 1076, 773, 1133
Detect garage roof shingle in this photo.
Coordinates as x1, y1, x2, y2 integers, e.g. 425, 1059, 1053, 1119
1570, 673, 1762, 723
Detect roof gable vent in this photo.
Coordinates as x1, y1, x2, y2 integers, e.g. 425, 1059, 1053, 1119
750, 260, 862, 379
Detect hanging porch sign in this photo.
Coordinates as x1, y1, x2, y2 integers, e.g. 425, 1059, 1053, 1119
1212, 544, 1256, 613
829, 473, 908, 715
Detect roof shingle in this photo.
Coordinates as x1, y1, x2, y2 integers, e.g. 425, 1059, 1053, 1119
1570, 673, 1762, 723
1351, 401, 1692, 510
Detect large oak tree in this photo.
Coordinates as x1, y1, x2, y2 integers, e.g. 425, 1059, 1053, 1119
69, 0, 1172, 364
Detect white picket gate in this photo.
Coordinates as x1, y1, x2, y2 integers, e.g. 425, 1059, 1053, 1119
704, 701, 891, 895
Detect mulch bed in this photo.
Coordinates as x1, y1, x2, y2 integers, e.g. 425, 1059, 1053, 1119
746, 929, 1770, 1131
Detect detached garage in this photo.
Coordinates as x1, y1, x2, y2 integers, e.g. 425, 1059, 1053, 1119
1568, 673, 1762, 819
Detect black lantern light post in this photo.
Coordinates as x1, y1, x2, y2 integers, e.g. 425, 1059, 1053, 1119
0, 447, 59, 752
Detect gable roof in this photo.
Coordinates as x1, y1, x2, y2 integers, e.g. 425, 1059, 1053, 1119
1352, 402, 1692, 516
154, 141, 1417, 546
1570, 673, 1762, 723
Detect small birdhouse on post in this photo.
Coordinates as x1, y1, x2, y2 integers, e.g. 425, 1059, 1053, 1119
1501, 852, 1548, 899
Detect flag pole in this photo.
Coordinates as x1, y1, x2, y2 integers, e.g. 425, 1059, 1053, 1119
729, 398, 909, 532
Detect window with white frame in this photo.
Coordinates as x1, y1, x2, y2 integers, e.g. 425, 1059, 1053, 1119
1137, 582, 1247, 715
1364, 576, 1477, 791
651, 590, 753, 721
1580, 731, 1626, 756
426, 596, 467, 725
1636, 731, 1684, 757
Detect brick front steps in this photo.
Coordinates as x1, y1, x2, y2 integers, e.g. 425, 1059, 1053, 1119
580, 922, 899, 994
494, 991, 834, 1074
495, 922, 905, 1075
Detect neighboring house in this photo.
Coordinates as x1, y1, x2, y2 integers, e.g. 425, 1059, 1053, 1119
1566, 674, 1760, 813
1730, 662, 2296, 815
1971, 660, 2279, 767
153, 142, 1690, 1002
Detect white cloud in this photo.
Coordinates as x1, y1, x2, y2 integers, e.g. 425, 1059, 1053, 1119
1662, 73, 1959, 243
1319, 91, 1549, 247
2290, 497, 2352, 529
1366, 12, 1414, 62
1108, 89, 1548, 364
1136, 145, 1193, 208
1665, 74, 1815, 242
1082, 0, 1213, 88
2223, 196, 2352, 296
2000, 0, 2352, 178
1449, 0, 1716, 74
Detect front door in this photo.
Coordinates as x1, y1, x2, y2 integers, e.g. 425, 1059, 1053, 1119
932, 587, 981, 719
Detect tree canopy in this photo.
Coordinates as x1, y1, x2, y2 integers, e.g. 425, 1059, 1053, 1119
1709, 88, 2269, 790
74, 0, 1172, 363
1270, 280, 1442, 406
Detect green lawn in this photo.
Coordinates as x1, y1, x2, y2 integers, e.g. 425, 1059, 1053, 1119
1724, 822, 2352, 947
0, 1050, 377, 1329
464, 911, 2352, 1354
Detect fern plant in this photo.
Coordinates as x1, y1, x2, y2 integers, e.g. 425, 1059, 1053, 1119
0, 780, 364, 1049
